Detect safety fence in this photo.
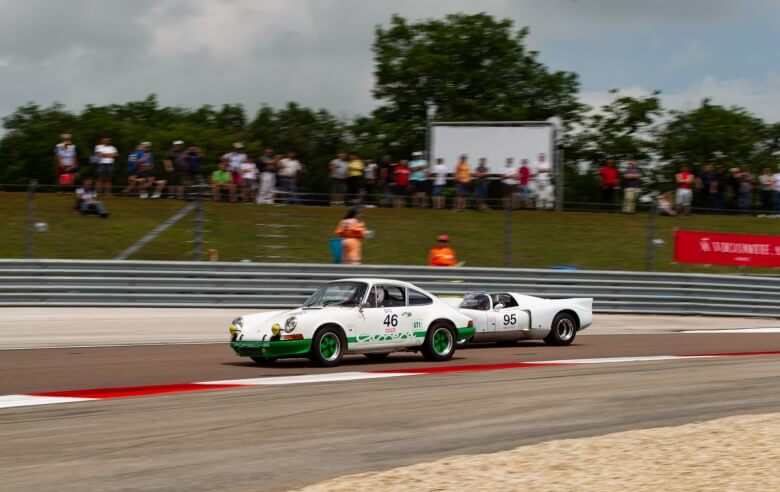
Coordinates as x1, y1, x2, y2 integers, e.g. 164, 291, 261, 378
1, 260, 778, 317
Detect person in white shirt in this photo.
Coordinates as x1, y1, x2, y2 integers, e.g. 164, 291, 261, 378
430, 158, 448, 209
93, 137, 118, 196
773, 166, 780, 214
256, 148, 276, 205
329, 152, 348, 206
75, 179, 109, 218
533, 152, 554, 210
364, 159, 379, 205
277, 152, 303, 204
501, 158, 518, 209
55, 133, 78, 192
222, 142, 248, 190
239, 157, 259, 203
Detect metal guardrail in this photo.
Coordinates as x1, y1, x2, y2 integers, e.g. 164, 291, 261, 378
1, 259, 779, 317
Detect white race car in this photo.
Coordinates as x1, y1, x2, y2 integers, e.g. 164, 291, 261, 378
229, 278, 476, 366
448, 292, 592, 346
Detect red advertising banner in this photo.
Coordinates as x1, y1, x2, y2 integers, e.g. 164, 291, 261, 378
675, 230, 780, 268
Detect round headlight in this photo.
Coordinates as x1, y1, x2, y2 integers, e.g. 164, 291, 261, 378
284, 316, 297, 333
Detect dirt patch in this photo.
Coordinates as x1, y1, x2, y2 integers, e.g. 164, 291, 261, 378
293, 413, 780, 491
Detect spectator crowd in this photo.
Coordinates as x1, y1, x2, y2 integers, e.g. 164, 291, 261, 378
54, 133, 780, 216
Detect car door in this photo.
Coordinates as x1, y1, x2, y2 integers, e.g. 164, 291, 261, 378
355, 284, 411, 349
405, 287, 436, 344
493, 293, 530, 332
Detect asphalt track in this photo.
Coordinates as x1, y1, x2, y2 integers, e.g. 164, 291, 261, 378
1, 329, 780, 491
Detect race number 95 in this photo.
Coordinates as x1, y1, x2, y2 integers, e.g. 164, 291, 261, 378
503, 314, 517, 326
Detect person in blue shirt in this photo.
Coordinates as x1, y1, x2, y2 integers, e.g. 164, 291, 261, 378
125, 142, 153, 195
409, 151, 429, 208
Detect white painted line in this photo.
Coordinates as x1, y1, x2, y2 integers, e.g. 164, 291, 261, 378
0, 394, 95, 409
198, 371, 419, 386
532, 355, 716, 365
681, 328, 780, 334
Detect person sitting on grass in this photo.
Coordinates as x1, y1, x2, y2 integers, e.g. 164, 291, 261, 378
75, 179, 109, 218
211, 162, 235, 201
428, 234, 459, 266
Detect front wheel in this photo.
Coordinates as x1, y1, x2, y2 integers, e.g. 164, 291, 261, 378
544, 312, 578, 346
421, 323, 456, 361
310, 326, 346, 367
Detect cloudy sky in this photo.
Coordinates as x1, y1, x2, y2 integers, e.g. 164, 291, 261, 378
2, 0, 780, 124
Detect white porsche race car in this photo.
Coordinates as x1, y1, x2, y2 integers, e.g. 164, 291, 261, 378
229, 278, 476, 367
448, 292, 592, 346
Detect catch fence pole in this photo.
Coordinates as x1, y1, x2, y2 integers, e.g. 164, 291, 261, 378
25, 179, 37, 259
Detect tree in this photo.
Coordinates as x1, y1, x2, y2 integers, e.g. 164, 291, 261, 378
371, 13, 585, 156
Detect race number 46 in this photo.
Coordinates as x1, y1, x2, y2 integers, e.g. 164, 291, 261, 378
383, 314, 399, 327
503, 314, 517, 326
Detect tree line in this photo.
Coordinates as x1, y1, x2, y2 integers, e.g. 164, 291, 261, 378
1, 12, 779, 201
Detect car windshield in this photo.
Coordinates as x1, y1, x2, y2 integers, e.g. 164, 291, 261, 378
460, 293, 490, 311
302, 282, 368, 308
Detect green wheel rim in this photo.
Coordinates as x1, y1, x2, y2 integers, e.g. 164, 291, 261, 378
320, 333, 340, 361
432, 328, 453, 355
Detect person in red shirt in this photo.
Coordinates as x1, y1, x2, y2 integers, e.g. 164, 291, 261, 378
675, 164, 695, 215
393, 160, 410, 208
600, 159, 620, 209
428, 234, 459, 266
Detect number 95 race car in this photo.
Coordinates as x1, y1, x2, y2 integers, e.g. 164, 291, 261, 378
228, 278, 476, 367
446, 292, 592, 346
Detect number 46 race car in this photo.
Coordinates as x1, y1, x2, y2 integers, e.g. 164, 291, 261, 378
445, 292, 593, 346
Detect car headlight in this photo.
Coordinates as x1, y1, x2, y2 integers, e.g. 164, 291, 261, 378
284, 316, 297, 333
229, 317, 244, 336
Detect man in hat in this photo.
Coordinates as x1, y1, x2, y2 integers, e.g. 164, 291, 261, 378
428, 234, 459, 266
221, 143, 247, 201
409, 151, 429, 208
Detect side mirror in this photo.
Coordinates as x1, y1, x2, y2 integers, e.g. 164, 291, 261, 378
494, 303, 505, 311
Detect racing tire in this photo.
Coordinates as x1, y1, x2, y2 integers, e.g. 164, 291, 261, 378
364, 353, 391, 360
310, 326, 346, 367
544, 312, 578, 346
250, 356, 277, 365
421, 322, 457, 362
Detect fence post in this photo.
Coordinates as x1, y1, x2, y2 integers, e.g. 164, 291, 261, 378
503, 204, 512, 267
25, 179, 38, 259
192, 179, 204, 261
646, 199, 656, 271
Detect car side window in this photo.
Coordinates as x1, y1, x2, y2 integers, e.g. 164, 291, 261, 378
376, 285, 406, 307
408, 288, 433, 306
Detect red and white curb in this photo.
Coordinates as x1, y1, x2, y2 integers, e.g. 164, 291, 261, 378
3, 351, 780, 411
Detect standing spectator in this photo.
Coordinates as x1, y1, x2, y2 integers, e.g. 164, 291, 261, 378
534, 153, 554, 210
726, 167, 740, 210
256, 148, 276, 205
211, 162, 235, 201
621, 161, 642, 214
454, 154, 471, 211
277, 152, 303, 204
736, 168, 754, 212
517, 159, 532, 209
346, 153, 365, 204
711, 165, 727, 211
183, 145, 202, 188
240, 155, 259, 203
774, 166, 780, 214
430, 157, 448, 209
696, 164, 715, 211
329, 152, 348, 206
759, 168, 774, 211
93, 137, 118, 196
473, 158, 490, 210
126, 142, 152, 196
393, 159, 410, 208
54, 133, 78, 192
379, 155, 397, 207
409, 151, 429, 208
364, 159, 379, 205
599, 159, 619, 210
75, 179, 109, 218
164, 140, 185, 199
333, 207, 368, 265
675, 164, 695, 215
222, 143, 247, 198
501, 158, 518, 210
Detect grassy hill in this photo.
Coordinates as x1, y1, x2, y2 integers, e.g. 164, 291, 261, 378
2, 192, 778, 273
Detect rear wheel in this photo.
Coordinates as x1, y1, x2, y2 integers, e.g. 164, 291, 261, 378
421, 322, 456, 361
544, 312, 578, 346
310, 326, 346, 367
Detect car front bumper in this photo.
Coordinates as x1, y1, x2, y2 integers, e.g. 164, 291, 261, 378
230, 339, 312, 359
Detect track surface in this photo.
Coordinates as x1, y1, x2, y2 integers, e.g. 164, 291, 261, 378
2, 331, 780, 491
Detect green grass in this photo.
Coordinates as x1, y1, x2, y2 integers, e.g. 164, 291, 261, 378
2, 191, 779, 273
